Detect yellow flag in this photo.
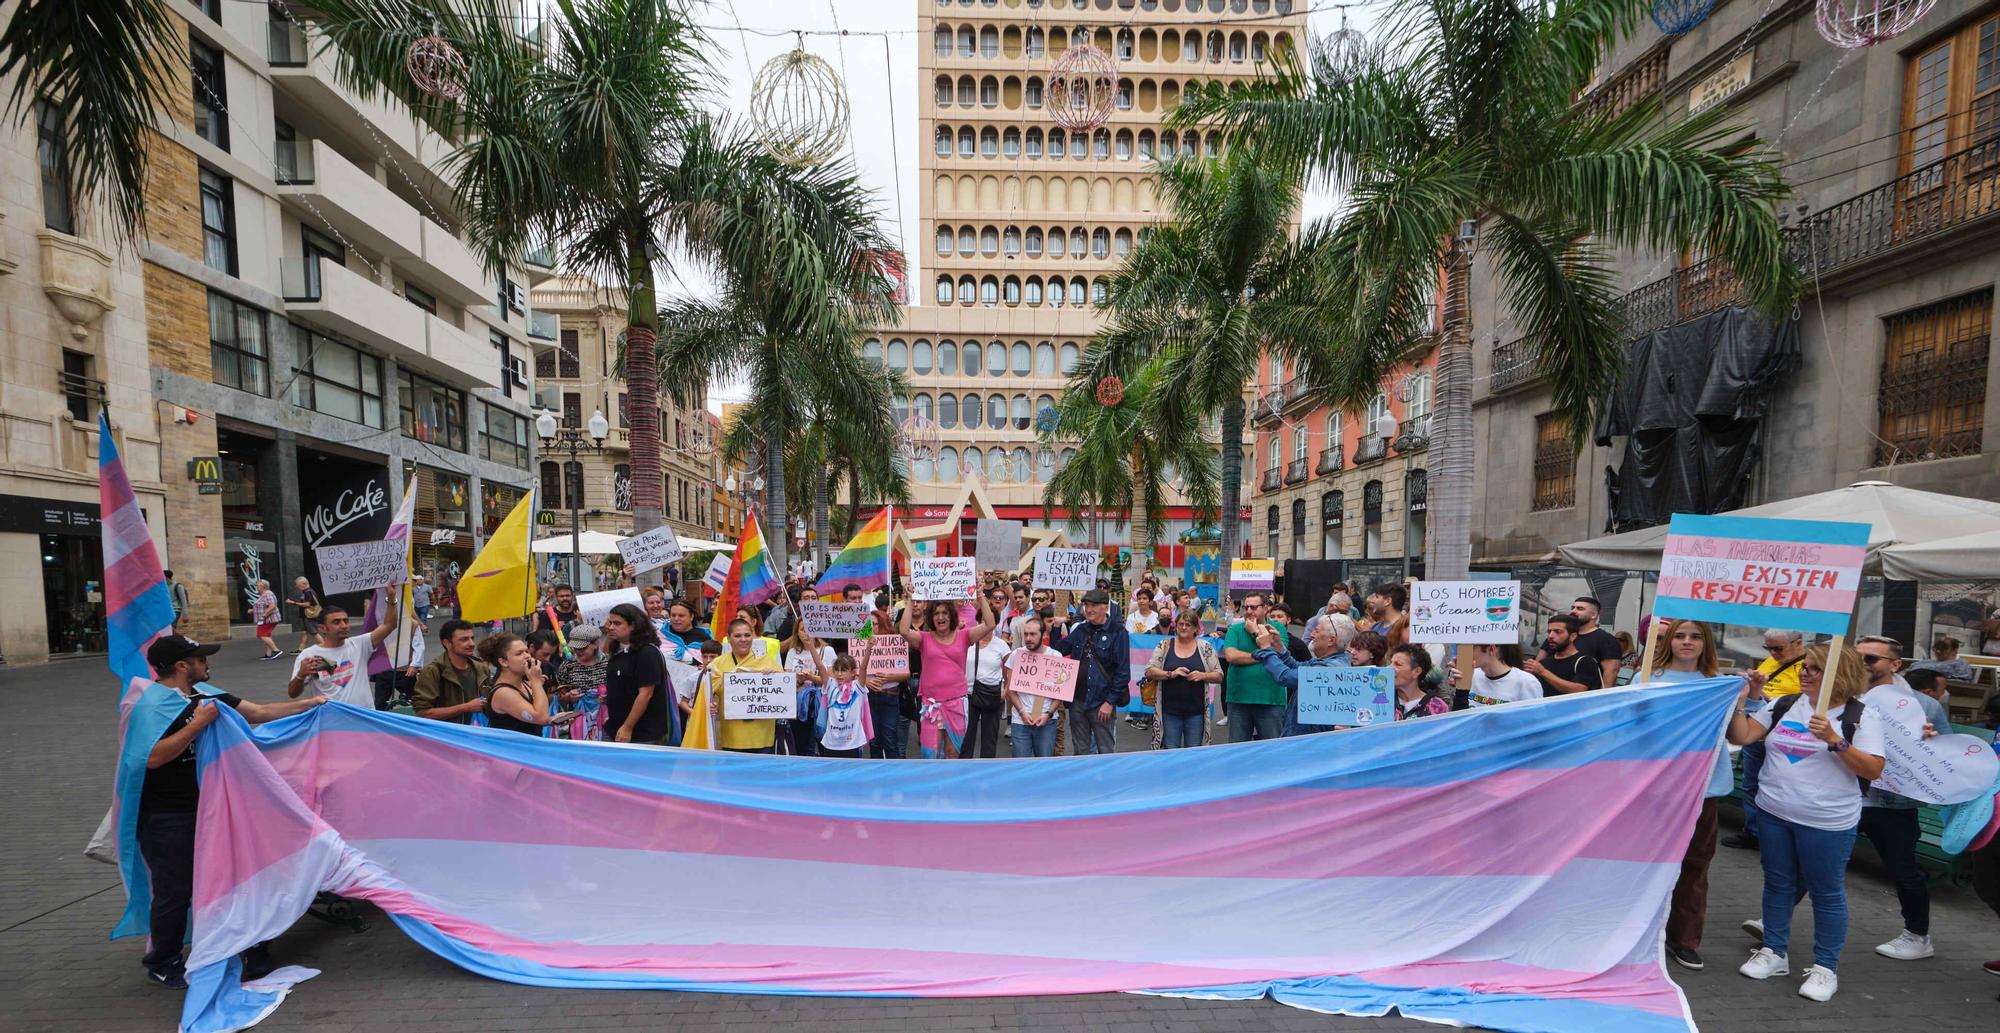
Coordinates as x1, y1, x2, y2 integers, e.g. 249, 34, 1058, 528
680, 672, 718, 750
456, 495, 535, 622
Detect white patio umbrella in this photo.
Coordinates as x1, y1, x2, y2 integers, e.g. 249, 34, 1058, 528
1558, 482, 2000, 574
530, 530, 629, 554
675, 535, 736, 553
1880, 528, 2000, 581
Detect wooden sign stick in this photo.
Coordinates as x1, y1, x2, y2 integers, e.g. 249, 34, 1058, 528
1635, 619, 1667, 686
1815, 633, 1847, 717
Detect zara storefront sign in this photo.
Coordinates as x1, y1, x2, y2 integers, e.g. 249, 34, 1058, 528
304, 481, 389, 548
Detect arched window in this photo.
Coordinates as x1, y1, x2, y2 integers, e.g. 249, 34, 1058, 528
1048, 227, 1066, 257
935, 76, 953, 107
934, 26, 952, 58
1114, 228, 1133, 257
1404, 371, 1433, 423
958, 26, 975, 56
1292, 498, 1307, 556
1048, 279, 1066, 306
979, 26, 998, 57
938, 446, 959, 481
957, 277, 975, 304
1027, 28, 1045, 58
863, 339, 883, 365
1091, 228, 1110, 258
988, 343, 1007, 375
1183, 32, 1200, 61
887, 339, 908, 369
1070, 131, 1087, 159
1251, 32, 1267, 63
1060, 447, 1076, 471
1325, 411, 1343, 456
979, 277, 998, 305
1025, 128, 1043, 157
1230, 32, 1247, 62
1205, 131, 1220, 158
1093, 129, 1110, 159
1025, 227, 1043, 257
1183, 130, 1199, 154
1003, 128, 1021, 158
1011, 341, 1032, 376
937, 340, 957, 375
980, 77, 999, 107
1267, 437, 1282, 473
963, 446, 983, 474
935, 126, 952, 155
988, 447, 1008, 481
957, 76, 976, 106
979, 127, 998, 157
1116, 28, 1135, 59
962, 393, 983, 429
1159, 132, 1176, 159
962, 342, 981, 377
958, 227, 976, 255
912, 340, 933, 374
935, 277, 952, 304
1024, 278, 1043, 305
1116, 81, 1133, 110
1011, 395, 1030, 429
1036, 447, 1055, 482
1048, 128, 1065, 160
1138, 131, 1154, 160
987, 394, 1007, 426
1090, 279, 1108, 305
1001, 226, 1021, 257
1266, 505, 1280, 557
913, 392, 933, 420
979, 226, 998, 256
1060, 342, 1079, 373
1011, 447, 1031, 481
1070, 227, 1087, 255
1003, 277, 1021, 304
1115, 130, 1133, 159
1034, 342, 1055, 376
957, 127, 975, 157
935, 226, 953, 255
1026, 77, 1043, 108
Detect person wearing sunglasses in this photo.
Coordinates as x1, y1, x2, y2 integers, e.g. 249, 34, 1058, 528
1725, 642, 1886, 1003
1727, 629, 1809, 850
1850, 636, 1953, 964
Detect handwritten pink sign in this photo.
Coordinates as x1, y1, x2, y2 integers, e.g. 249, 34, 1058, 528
1009, 650, 1078, 702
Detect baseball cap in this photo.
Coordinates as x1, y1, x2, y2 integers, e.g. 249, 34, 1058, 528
147, 634, 222, 671
567, 623, 603, 646
1082, 589, 1110, 605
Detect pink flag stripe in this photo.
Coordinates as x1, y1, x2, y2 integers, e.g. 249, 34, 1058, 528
249, 732, 1712, 880
1659, 536, 1867, 574
103, 547, 169, 614
1655, 576, 1856, 614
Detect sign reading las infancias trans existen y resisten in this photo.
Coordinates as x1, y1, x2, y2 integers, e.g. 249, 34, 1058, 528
1655, 514, 1870, 637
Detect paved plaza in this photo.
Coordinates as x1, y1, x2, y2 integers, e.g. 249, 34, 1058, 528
2, 636, 1995, 1033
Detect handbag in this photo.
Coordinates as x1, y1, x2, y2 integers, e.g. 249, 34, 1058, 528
1139, 642, 1163, 709
968, 642, 1004, 714
302, 591, 322, 620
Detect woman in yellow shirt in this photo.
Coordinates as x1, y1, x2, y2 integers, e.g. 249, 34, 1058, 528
708, 618, 783, 752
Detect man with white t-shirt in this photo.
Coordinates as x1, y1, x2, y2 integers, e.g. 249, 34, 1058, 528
1001, 617, 1060, 757
1854, 636, 1952, 962
1457, 642, 1543, 708
287, 599, 399, 708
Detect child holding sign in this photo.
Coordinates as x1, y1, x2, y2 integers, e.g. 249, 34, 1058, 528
815, 655, 873, 757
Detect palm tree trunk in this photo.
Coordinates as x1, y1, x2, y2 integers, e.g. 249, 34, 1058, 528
1217, 396, 1246, 572
762, 356, 790, 576
812, 458, 831, 575
623, 231, 664, 587
1427, 239, 1474, 581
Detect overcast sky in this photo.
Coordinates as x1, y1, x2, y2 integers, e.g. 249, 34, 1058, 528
683, 0, 1382, 410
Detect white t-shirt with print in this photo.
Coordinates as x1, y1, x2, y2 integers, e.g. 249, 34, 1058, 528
1752, 699, 1886, 831
293, 637, 376, 708
1125, 610, 1161, 634
1467, 667, 1543, 708
969, 636, 1012, 688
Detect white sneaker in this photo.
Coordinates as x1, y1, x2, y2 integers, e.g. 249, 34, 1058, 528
1798, 965, 1838, 1002
1874, 931, 1934, 960
1741, 918, 1764, 941
1739, 948, 1789, 980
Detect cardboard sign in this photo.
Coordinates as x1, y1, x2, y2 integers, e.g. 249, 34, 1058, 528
1033, 547, 1098, 591
722, 671, 797, 720
574, 587, 643, 626
313, 539, 409, 595
1655, 514, 1869, 636
665, 657, 703, 704
616, 525, 684, 574
1009, 649, 1078, 702
801, 600, 871, 640
1228, 558, 1275, 590
975, 519, 1024, 572
701, 554, 731, 593
1409, 580, 1522, 644
862, 635, 910, 679
910, 557, 977, 601
1874, 726, 2000, 806
1298, 666, 1395, 727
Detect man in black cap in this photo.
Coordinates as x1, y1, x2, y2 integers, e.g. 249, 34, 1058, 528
136, 636, 328, 988
1053, 588, 1130, 755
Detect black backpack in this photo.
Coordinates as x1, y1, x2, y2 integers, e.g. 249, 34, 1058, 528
1768, 693, 1869, 796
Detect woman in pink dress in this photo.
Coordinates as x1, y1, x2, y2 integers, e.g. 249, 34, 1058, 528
897, 593, 996, 759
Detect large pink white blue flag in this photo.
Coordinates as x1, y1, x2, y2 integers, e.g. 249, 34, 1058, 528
169, 679, 1737, 1033
363, 480, 419, 676
98, 410, 177, 698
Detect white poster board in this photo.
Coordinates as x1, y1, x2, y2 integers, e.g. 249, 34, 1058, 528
574, 587, 643, 626
701, 554, 731, 592
314, 539, 409, 595
974, 519, 1024, 572
800, 600, 871, 640
722, 671, 798, 720
910, 557, 977, 601
1032, 547, 1098, 591
1409, 580, 1522, 644
616, 525, 684, 574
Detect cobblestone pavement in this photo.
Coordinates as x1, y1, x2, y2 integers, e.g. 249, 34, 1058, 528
3, 636, 1995, 1032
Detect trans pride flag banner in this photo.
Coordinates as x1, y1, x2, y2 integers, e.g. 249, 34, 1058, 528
171, 680, 1738, 1033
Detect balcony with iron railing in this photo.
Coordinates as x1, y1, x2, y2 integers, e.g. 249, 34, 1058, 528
59, 369, 106, 422
1579, 45, 1668, 121
1259, 467, 1282, 492
1250, 387, 1285, 425
1793, 138, 2000, 276
1284, 456, 1309, 484
1315, 445, 1343, 475
1353, 436, 1388, 465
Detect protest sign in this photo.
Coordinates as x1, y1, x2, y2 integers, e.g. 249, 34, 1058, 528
574, 587, 642, 626
862, 635, 910, 679
974, 519, 1024, 572
801, 600, 871, 639
665, 657, 703, 704
1656, 514, 1868, 637
1033, 547, 1098, 591
910, 557, 977, 600
1009, 650, 1078, 702
722, 671, 797, 720
1228, 558, 1275, 590
1874, 724, 2000, 806
1409, 580, 1521, 644
701, 554, 731, 593
616, 525, 683, 574
1298, 666, 1395, 727
313, 539, 409, 595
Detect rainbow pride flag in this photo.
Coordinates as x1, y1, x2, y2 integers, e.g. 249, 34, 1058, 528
711, 511, 780, 638
812, 509, 891, 599
161, 681, 1738, 1033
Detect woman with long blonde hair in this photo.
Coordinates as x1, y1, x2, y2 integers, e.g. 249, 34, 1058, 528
1726, 642, 1886, 1002
1643, 619, 1723, 973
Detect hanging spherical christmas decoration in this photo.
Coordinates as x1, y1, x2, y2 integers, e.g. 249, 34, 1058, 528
1651, 0, 1717, 34
1815, 0, 1936, 47
750, 45, 850, 166
1046, 42, 1118, 132
1317, 23, 1369, 85
1034, 407, 1061, 433
406, 34, 468, 100
1095, 376, 1125, 406
898, 414, 942, 462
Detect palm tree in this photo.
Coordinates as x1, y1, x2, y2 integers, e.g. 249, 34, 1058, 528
305, 0, 757, 570
0, 0, 185, 240
1080, 144, 1367, 571
1176, 0, 1795, 579
1042, 357, 1220, 567
651, 152, 901, 575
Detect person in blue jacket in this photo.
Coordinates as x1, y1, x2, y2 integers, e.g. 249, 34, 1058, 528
1250, 615, 1354, 735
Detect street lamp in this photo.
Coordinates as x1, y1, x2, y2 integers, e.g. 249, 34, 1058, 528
537, 407, 610, 587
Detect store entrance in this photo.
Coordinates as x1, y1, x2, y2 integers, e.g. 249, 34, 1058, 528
42, 533, 106, 655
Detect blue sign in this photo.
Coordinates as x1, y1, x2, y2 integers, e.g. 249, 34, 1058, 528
1299, 666, 1395, 728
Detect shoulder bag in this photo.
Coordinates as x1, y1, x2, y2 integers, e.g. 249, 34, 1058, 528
968, 641, 1005, 714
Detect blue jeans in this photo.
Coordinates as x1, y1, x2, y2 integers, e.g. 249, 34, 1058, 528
1738, 740, 1766, 839
1161, 712, 1204, 749
867, 693, 903, 759
1759, 813, 1858, 970
1226, 702, 1285, 743
1010, 720, 1058, 757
